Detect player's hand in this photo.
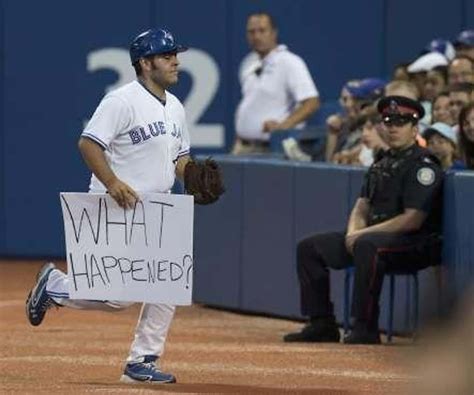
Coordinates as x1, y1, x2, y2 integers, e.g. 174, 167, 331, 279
105, 178, 140, 209
263, 120, 282, 133
326, 114, 343, 134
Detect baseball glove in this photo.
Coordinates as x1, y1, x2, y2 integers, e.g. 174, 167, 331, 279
184, 158, 225, 205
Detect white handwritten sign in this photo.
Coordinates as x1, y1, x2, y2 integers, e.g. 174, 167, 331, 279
60, 192, 194, 305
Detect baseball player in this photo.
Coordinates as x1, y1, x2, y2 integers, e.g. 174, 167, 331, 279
25, 28, 224, 384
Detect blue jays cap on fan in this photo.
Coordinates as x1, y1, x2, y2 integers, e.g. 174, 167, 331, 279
130, 28, 188, 65
344, 78, 386, 101
423, 38, 456, 61
453, 29, 474, 48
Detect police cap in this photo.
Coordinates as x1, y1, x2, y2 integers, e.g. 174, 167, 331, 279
377, 95, 425, 124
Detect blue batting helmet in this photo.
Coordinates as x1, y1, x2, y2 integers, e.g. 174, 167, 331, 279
129, 28, 188, 65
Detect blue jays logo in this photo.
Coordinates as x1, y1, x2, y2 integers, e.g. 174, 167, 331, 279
163, 31, 174, 42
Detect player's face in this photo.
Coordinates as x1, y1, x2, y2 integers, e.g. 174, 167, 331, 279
148, 52, 180, 88
383, 116, 418, 150
246, 15, 277, 57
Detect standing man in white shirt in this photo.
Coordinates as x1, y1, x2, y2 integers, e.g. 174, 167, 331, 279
232, 12, 320, 155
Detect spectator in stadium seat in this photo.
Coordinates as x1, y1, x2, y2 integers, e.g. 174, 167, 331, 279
432, 92, 455, 125
358, 110, 389, 167
423, 122, 459, 170
324, 81, 360, 161
458, 102, 474, 169
329, 78, 386, 163
392, 63, 410, 81
448, 56, 474, 85
385, 80, 420, 100
423, 66, 448, 103
332, 105, 380, 166
453, 30, 474, 60
333, 107, 388, 167
407, 56, 449, 126
407, 52, 449, 102
449, 83, 474, 125
420, 66, 448, 126
231, 12, 319, 155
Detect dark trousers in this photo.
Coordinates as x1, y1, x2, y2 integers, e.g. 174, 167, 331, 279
297, 231, 437, 324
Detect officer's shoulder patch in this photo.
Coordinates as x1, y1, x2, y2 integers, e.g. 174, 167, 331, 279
416, 167, 436, 186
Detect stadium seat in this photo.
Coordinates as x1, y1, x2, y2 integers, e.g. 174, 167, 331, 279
343, 267, 420, 343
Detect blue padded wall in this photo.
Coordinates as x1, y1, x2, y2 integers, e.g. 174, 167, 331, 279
240, 160, 296, 316
193, 158, 473, 331
450, 172, 474, 295
0, 0, 4, 253
294, 164, 351, 239
193, 158, 244, 308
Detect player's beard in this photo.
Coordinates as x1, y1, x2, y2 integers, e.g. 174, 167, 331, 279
150, 64, 177, 89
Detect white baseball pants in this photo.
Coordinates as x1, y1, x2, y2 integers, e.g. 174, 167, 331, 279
46, 267, 175, 363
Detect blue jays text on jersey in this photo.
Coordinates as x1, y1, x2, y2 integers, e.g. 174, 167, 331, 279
128, 121, 182, 145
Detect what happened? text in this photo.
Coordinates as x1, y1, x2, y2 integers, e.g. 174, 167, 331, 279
69, 253, 194, 290
60, 193, 194, 305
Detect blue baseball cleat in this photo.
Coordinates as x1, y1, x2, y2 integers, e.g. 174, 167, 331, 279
25, 262, 57, 326
120, 355, 176, 384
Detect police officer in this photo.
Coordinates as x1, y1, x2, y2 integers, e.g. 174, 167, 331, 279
284, 96, 444, 344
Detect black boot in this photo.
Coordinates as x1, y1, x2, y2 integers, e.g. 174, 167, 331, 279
283, 316, 341, 343
343, 320, 381, 345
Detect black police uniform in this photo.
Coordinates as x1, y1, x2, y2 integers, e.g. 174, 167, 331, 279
295, 144, 443, 332
284, 95, 445, 344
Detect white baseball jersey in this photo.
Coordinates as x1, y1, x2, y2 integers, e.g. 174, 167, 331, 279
82, 80, 190, 193
235, 44, 319, 141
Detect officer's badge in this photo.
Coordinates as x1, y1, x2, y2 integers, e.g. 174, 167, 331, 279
416, 167, 435, 186
389, 100, 398, 113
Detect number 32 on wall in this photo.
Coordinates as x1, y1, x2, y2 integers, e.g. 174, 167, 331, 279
87, 48, 224, 148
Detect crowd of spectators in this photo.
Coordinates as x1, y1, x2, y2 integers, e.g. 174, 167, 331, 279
229, 14, 473, 352
283, 29, 474, 171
